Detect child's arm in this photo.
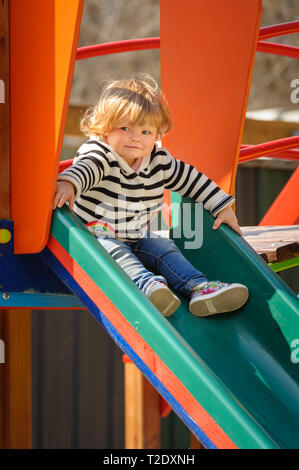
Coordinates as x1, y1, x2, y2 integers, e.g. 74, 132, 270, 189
159, 147, 242, 235
53, 140, 109, 211
53, 180, 75, 211
161, 149, 234, 212
213, 205, 243, 236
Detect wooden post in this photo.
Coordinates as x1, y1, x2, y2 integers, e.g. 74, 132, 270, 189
0, 0, 31, 449
0, 0, 11, 448
190, 432, 205, 449
0, 310, 31, 448
124, 360, 161, 449
0, 311, 4, 448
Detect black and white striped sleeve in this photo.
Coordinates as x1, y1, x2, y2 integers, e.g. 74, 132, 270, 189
161, 148, 235, 217
57, 140, 109, 198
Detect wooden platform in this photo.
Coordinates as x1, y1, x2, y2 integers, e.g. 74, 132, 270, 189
154, 226, 299, 267
242, 225, 299, 263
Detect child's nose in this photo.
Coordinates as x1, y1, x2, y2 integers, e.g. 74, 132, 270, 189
130, 130, 140, 141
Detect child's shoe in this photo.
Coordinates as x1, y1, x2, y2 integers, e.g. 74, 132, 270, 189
189, 281, 248, 317
145, 281, 181, 317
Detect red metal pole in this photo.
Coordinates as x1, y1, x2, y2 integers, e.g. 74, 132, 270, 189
74, 21, 299, 63
259, 21, 299, 40
240, 145, 299, 163
239, 136, 299, 161
76, 37, 160, 60
257, 41, 299, 59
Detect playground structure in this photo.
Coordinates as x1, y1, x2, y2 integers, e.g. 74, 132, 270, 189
0, 0, 299, 449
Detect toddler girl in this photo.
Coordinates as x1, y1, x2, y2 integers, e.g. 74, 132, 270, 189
54, 75, 248, 317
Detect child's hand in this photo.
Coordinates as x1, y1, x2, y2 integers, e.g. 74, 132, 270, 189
53, 180, 75, 211
213, 205, 243, 236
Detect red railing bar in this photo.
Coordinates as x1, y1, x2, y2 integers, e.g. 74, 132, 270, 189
75, 21, 299, 62
256, 40, 299, 59
59, 140, 299, 172
76, 37, 160, 61
59, 159, 73, 173
76, 38, 298, 61
239, 136, 299, 161
239, 145, 299, 163
259, 21, 299, 40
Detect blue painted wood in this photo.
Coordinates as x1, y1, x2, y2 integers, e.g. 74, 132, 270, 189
0, 291, 86, 309
0, 219, 74, 295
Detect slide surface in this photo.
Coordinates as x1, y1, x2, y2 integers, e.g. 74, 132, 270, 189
42, 204, 299, 449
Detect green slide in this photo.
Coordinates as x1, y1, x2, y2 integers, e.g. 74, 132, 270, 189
47, 201, 299, 449
170, 197, 299, 448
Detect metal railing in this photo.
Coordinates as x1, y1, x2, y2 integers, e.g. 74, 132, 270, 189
69, 20, 299, 168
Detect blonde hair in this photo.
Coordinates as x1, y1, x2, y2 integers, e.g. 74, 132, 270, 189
80, 74, 172, 139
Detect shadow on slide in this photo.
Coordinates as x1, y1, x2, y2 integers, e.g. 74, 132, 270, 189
171, 198, 299, 449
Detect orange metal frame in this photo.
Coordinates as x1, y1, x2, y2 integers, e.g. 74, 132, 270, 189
10, 0, 84, 254
9, 1, 298, 247
5, 0, 298, 450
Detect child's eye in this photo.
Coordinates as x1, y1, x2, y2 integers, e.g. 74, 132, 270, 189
121, 126, 130, 131
142, 130, 151, 135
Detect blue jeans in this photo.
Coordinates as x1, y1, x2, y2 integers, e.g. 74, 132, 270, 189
96, 231, 208, 297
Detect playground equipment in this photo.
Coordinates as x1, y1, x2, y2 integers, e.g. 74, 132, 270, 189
0, 0, 299, 449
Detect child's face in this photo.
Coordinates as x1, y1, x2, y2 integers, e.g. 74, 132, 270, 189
103, 121, 158, 165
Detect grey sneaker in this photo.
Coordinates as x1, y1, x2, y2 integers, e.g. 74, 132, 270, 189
145, 281, 180, 317
189, 281, 249, 317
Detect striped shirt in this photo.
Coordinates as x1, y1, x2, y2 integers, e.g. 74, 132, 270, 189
58, 137, 234, 242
